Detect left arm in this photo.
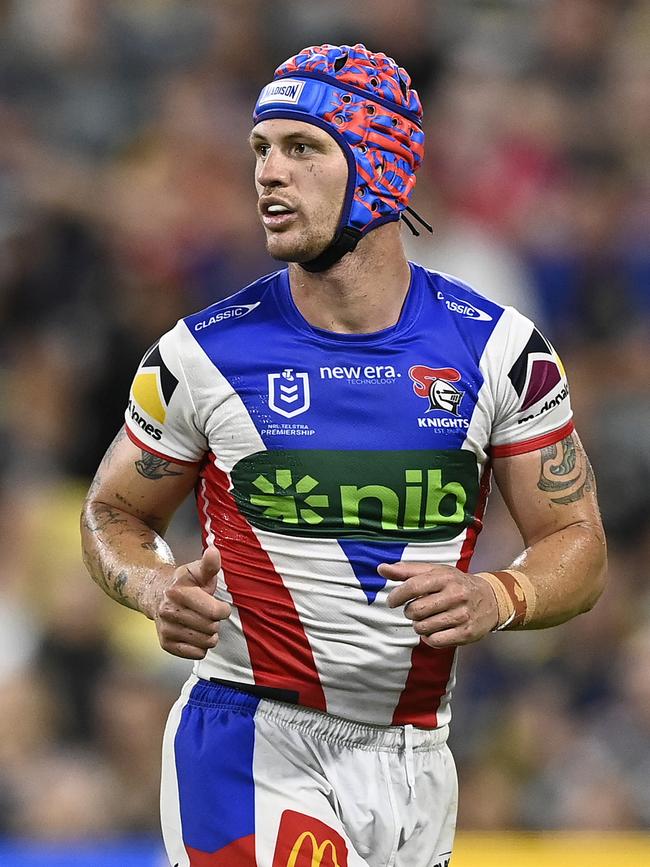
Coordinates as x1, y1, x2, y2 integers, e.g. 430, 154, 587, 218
380, 431, 607, 646
488, 430, 606, 628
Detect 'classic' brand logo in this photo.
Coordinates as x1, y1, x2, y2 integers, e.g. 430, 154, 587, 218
193, 302, 260, 331
436, 289, 493, 321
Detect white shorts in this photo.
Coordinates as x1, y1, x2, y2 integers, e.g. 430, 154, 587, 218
161, 676, 457, 867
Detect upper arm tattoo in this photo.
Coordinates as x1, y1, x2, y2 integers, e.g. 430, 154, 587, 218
537, 434, 595, 504
135, 450, 183, 480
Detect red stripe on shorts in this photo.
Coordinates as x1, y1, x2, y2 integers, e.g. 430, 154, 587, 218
186, 834, 256, 866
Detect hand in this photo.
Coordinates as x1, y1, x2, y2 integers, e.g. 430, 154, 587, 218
153, 546, 231, 660
379, 561, 499, 648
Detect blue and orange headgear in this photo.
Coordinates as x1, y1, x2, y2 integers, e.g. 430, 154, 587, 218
253, 43, 427, 272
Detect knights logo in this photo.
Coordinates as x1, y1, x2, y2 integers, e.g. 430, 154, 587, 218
131, 343, 178, 424
409, 365, 464, 415
268, 369, 311, 419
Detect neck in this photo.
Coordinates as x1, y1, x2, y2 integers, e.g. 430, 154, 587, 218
287, 223, 411, 334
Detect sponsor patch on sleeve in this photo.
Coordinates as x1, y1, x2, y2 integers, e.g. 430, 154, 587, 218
131, 343, 178, 424
508, 328, 567, 417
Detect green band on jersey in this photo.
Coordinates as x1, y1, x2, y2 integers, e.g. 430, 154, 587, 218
230, 449, 480, 542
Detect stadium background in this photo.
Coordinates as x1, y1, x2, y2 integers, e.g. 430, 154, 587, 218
0, 1, 648, 864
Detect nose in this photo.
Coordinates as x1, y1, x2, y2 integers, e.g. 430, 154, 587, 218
256, 146, 290, 188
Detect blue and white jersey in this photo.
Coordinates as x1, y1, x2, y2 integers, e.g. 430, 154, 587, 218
125, 263, 573, 729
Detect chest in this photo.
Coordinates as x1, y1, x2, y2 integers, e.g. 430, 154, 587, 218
198, 336, 491, 543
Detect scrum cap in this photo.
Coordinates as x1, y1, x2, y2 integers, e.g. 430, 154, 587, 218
253, 43, 426, 272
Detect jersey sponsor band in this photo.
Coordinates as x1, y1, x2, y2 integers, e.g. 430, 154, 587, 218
230, 448, 479, 541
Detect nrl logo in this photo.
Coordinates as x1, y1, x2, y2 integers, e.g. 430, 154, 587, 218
409, 365, 465, 415
268, 368, 311, 418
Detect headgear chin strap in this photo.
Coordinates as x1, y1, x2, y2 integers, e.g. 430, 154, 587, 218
253, 44, 426, 272
299, 227, 361, 273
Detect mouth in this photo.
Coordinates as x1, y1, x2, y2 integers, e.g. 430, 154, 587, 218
259, 199, 298, 230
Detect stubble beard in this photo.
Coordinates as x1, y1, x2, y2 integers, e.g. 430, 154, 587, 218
265, 209, 338, 263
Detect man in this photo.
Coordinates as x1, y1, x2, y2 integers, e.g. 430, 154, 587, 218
81, 44, 606, 867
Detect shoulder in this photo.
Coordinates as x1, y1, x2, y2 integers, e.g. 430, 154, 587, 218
413, 262, 541, 341
133, 269, 285, 387
411, 262, 508, 325
181, 270, 284, 339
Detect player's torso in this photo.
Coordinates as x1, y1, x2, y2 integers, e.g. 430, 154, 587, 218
184, 264, 504, 728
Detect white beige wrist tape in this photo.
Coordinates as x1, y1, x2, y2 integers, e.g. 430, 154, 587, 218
476, 570, 537, 631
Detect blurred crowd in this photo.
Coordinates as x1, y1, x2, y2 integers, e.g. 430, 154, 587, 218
0, 0, 649, 841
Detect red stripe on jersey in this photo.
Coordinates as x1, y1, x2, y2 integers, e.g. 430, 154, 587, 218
391, 643, 456, 727
456, 464, 492, 574
490, 419, 574, 458
197, 454, 327, 711
391, 465, 492, 727
124, 424, 200, 465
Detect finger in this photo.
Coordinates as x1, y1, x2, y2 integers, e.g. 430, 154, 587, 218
387, 572, 447, 608
377, 561, 432, 581
421, 624, 476, 648
159, 624, 220, 652
160, 604, 223, 635
175, 546, 222, 593
404, 586, 469, 621
169, 587, 231, 621
162, 641, 212, 661
411, 608, 470, 635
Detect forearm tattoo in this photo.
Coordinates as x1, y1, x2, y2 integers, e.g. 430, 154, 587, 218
82, 428, 175, 610
135, 451, 183, 480
537, 434, 595, 504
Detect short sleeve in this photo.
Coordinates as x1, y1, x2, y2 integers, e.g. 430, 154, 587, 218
124, 321, 207, 463
490, 309, 574, 457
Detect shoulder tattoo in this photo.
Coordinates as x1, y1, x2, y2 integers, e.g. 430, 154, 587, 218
135, 450, 183, 481
537, 433, 595, 505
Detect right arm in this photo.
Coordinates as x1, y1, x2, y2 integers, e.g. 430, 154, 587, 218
81, 426, 231, 659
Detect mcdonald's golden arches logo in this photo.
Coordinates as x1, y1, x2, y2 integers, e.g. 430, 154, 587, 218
272, 810, 349, 867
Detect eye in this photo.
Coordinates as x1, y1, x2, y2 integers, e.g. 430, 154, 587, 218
292, 142, 313, 155
255, 143, 270, 158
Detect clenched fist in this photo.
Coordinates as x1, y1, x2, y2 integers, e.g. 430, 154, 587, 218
153, 546, 231, 660
378, 561, 499, 648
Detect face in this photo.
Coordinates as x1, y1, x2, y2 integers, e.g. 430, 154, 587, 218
250, 119, 348, 263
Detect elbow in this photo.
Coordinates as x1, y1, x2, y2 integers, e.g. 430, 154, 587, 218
80, 496, 96, 544
579, 530, 608, 615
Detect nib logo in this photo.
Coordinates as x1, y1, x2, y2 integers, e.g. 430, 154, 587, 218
251, 469, 329, 525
